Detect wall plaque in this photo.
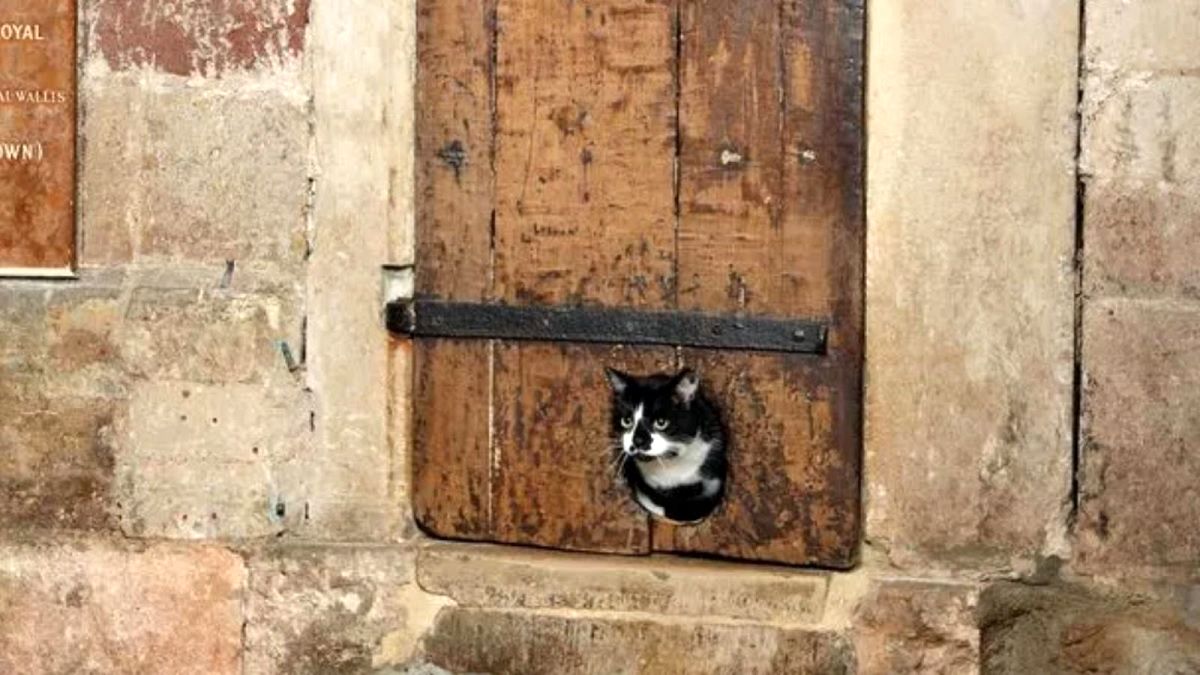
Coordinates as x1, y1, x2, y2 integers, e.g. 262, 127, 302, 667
0, 0, 75, 276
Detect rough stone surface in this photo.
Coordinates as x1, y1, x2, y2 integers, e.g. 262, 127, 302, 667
0, 0, 412, 544
300, 0, 416, 541
0, 48, 306, 536
118, 381, 312, 539
91, 0, 311, 76
420, 608, 853, 675
1085, 181, 1200, 300
0, 271, 400, 542
45, 289, 126, 389
0, 270, 306, 536
980, 583, 1200, 674
388, 338, 416, 534
0, 377, 116, 531
418, 543, 828, 625
865, 0, 1077, 569
853, 579, 980, 675
120, 286, 301, 385
1086, 0, 1200, 73
1082, 76, 1200, 193
0, 289, 121, 531
1077, 299, 1200, 582
0, 540, 245, 674
1081, 63, 1200, 300
80, 73, 310, 270
0, 291, 49, 379
244, 545, 443, 675
1078, 0, 1200, 587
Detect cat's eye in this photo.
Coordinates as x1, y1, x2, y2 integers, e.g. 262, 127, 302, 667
620, 416, 634, 429
652, 418, 669, 431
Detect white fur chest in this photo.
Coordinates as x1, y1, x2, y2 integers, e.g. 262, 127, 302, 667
639, 435, 715, 490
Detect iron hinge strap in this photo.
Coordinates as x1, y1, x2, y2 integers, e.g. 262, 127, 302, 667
386, 299, 828, 355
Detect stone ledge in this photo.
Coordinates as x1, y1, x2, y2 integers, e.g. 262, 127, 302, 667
418, 607, 853, 675
417, 541, 830, 626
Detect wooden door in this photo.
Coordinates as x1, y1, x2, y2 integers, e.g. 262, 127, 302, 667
408, 0, 863, 567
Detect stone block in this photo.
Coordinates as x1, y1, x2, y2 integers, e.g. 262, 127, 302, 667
1083, 76, 1200, 189
417, 543, 828, 624
1077, 299, 1200, 581
119, 287, 300, 385
0, 288, 124, 531
980, 583, 1200, 674
388, 338, 416, 533
38, 287, 130, 403
419, 608, 852, 675
1087, 0, 1200, 73
1085, 182, 1200, 299
91, 0, 310, 76
0, 277, 309, 537
0, 290, 48, 379
865, 0, 1077, 569
1083, 75, 1200, 300
0, 541, 245, 674
80, 75, 309, 269
299, 0, 417, 543
46, 289, 123, 377
0, 379, 116, 531
852, 579, 980, 675
244, 545, 438, 675
118, 381, 312, 539
114, 374, 399, 542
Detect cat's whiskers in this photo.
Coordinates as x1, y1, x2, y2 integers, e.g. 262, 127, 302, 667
612, 452, 631, 479
606, 452, 623, 472
605, 445, 628, 471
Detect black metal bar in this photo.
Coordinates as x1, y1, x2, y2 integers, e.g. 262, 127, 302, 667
387, 299, 828, 354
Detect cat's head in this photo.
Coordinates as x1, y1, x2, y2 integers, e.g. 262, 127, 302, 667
604, 367, 705, 460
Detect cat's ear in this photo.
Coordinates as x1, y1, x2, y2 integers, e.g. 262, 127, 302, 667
674, 368, 699, 405
604, 367, 631, 394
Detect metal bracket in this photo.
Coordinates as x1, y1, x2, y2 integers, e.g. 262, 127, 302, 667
387, 299, 828, 354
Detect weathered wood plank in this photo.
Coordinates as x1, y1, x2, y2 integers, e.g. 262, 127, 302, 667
493, 0, 677, 308
676, 0, 785, 313
652, 0, 863, 566
412, 339, 494, 540
675, 0, 863, 321
484, 0, 680, 555
781, 0, 866, 325
412, 0, 498, 541
415, 0, 495, 299
491, 344, 672, 553
652, 350, 859, 567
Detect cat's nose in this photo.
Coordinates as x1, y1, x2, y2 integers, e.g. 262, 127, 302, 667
632, 428, 651, 450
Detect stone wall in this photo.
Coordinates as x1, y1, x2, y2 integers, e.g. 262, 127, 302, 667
1077, 0, 1200, 586
0, 1, 1198, 673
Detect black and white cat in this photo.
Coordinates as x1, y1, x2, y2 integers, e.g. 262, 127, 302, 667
605, 367, 728, 523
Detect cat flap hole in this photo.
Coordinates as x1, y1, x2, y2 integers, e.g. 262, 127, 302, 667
605, 367, 729, 525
